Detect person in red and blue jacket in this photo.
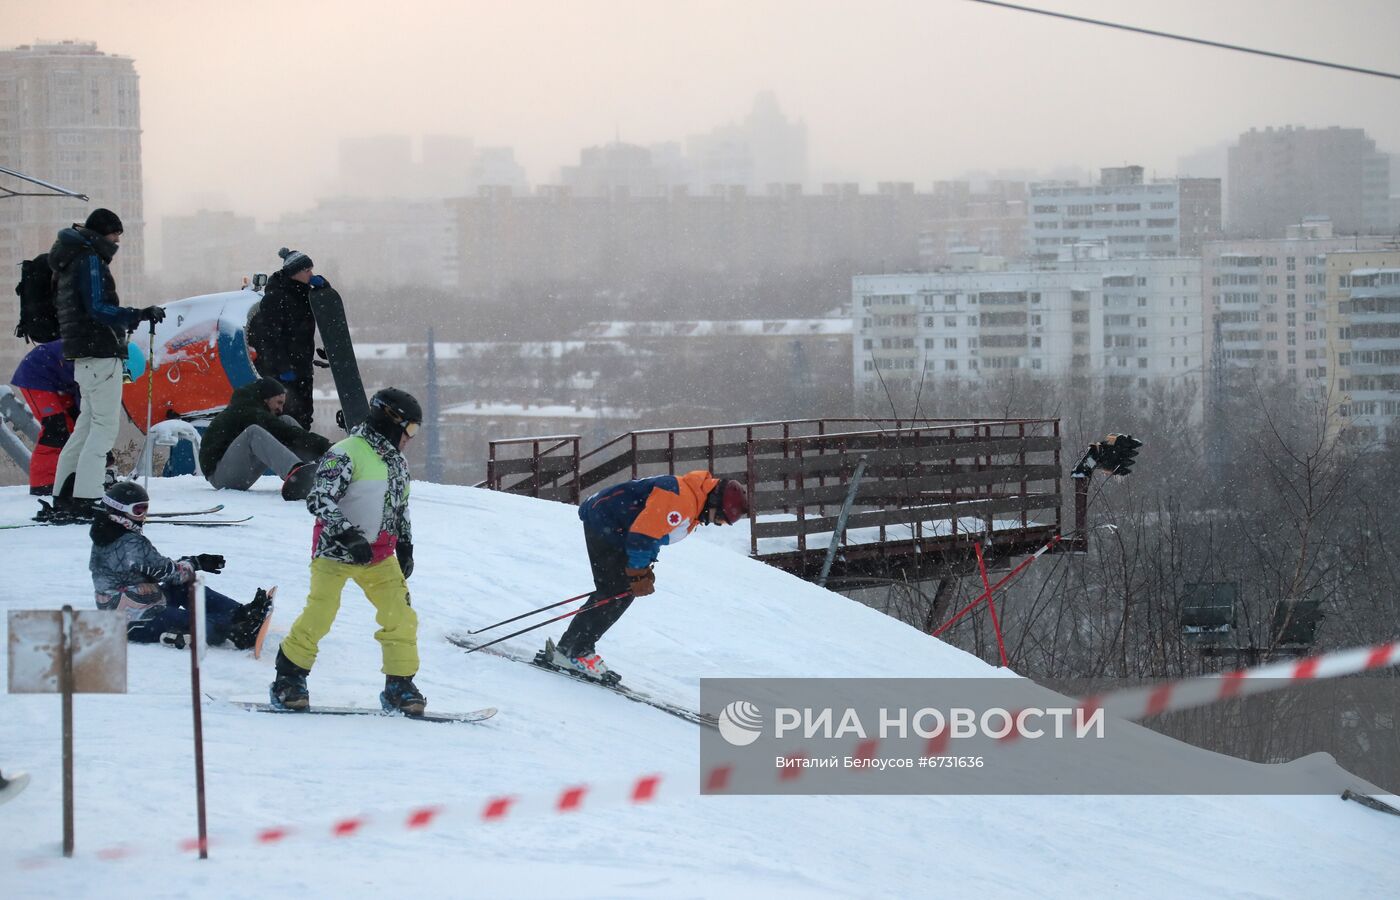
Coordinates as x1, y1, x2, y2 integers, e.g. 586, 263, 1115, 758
547, 469, 748, 683
10, 339, 79, 495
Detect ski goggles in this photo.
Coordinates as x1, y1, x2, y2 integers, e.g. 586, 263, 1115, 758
103, 496, 148, 520
372, 397, 422, 438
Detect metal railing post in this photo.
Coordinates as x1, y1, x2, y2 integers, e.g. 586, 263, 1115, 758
818, 454, 867, 587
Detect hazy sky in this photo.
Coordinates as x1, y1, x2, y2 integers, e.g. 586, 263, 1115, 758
5, 0, 1400, 224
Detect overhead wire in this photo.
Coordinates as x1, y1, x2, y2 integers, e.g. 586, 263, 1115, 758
966, 0, 1400, 82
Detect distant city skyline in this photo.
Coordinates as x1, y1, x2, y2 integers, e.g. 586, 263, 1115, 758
4, 0, 1399, 229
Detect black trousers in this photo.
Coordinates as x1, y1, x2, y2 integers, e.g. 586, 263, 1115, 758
557, 528, 634, 657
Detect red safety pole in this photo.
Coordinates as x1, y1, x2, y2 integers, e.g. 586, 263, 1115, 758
932, 534, 1063, 637
975, 542, 1010, 667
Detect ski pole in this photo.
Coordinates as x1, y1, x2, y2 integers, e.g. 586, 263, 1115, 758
142, 320, 156, 490
466, 589, 595, 635
464, 592, 631, 654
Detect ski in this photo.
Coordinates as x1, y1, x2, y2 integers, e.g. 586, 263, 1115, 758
1342, 789, 1400, 817
225, 699, 496, 724
4, 513, 251, 529
0, 771, 31, 806
149, 516, 253, 527
147, 505, 225, 518
446, 633, 717, 729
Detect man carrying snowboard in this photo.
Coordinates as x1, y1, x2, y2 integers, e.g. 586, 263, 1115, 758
271, 388, 425, 714
544, 470, 748, 683
246, 247, 326, 429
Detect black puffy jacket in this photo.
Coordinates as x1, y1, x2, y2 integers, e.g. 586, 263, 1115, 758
199, 380, 331, 474
248, 271, 318, 378
50, 226, 138, 360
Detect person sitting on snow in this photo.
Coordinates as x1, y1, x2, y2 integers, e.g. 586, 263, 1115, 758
90, 480, 272, 648
543, 470, 748, 684
199, 377, 330, 499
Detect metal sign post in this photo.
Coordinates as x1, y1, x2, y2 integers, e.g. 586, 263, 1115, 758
189, 578, 209, 858
8, 607, 126, 858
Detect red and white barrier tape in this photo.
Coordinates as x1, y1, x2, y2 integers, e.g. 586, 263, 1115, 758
14, 639, 1398, 868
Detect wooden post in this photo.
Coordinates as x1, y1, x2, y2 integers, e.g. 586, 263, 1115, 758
61, 604, 74, 858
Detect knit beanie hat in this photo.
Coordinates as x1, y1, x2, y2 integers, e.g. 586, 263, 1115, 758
255, 376, 288, 400
84, 208, 124, 236
278, 247, 313, 276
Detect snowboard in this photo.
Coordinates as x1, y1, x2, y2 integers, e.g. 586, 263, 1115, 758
447, 634, 717, 729
307, 285, 369, 431
253, 587, 276, 660
0, 771, 31, 806
225, 699, 496, 725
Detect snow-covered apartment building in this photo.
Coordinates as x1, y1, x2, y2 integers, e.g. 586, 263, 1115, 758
853, 253, 1204, 414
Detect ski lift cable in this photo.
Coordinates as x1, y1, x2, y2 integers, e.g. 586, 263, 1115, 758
966, 0, 1400, 83
0, 165, 90, 201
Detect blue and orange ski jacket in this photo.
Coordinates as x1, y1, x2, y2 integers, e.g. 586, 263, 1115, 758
579, 470, 719, 568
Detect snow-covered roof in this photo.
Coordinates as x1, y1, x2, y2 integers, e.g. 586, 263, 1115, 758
576, 318, 852, 339
440, 401, 638, 419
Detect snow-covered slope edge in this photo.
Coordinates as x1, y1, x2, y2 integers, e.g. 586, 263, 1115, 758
1, 478, 1396, 899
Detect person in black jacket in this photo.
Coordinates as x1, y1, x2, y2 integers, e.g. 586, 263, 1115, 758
247, 248, 324, 429
200, 377, 331, 498
43, 209, 165, 524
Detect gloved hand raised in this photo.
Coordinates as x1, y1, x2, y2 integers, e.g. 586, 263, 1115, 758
335, 530, 374, 565
138, 306, 166, 324
192, 553, 226, 574
309, 275, 329, 289
624, 565, 656, 597
396, 541, 414, 579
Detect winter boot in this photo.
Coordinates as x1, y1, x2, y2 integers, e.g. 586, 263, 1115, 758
269, 647, 310, 711
380, 675, 426, 716
281, 461, 317, 501
545, 638, 621, 685
227, 589, 273, 651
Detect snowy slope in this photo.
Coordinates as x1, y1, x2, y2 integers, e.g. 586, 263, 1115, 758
2, 478, 1397, 899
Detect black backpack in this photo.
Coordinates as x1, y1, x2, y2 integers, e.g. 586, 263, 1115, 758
14, 253, 60, 344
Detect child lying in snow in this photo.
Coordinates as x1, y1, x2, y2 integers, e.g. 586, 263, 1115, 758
89, 481, 271, 648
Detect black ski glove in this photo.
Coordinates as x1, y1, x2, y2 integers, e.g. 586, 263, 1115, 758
336, 530, 374, 565
139, 306, 167, 324
192, 553, 226, 574
396, 541, 414, 579
313, 347, 330, 369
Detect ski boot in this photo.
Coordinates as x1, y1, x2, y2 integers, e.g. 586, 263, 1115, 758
227, 588, 274, 650
270, 648, 310, 711
543, 638, 621, 686
380, 675, 426, 716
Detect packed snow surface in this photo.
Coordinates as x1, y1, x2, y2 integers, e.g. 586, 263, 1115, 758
1, 478, 1397, 898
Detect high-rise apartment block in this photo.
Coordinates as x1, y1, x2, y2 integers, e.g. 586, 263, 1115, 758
852, 254, 1204, 416
1327, 248, 1400, 443
1202, 221, 1395, 386
1028, 166, 1221, 259
1228, 126, 1392, 238
0, 40, 143, 293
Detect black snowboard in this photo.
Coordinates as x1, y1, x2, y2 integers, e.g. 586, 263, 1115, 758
308, 286, 369, 430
